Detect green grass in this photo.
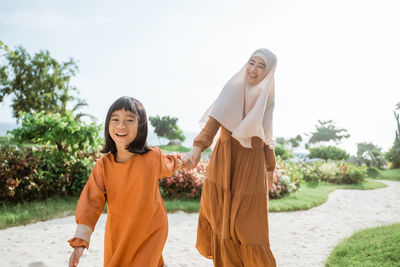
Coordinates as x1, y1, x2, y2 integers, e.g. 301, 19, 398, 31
336, 178, 387, 190
0, 196, 78, 230
0, 178, 387, 229
269, 178, 386, 212
376, 169, 400, 181
269, 182, 336, 212
164, 198, 201, 213
0, 196, 200, 229
326, 223, 400, 267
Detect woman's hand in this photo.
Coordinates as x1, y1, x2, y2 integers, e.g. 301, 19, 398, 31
69, 246, 85, 267
183, 146, 202, 171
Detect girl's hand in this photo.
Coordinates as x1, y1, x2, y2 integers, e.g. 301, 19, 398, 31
69, 246, 85, 267
183, 146, 201, 171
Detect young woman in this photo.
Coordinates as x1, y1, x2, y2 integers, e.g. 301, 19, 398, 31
185, 49, 278, 266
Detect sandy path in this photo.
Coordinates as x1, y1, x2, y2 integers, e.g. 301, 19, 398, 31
0, 180, 399, 267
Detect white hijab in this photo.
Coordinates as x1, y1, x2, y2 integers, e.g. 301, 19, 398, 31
200, 48, 277, 149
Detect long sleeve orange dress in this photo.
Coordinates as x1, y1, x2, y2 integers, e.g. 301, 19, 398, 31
68, 147, 180, 267
194, 117, 276, 267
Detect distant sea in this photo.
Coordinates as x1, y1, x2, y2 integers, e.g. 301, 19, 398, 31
0, 121, 197, 148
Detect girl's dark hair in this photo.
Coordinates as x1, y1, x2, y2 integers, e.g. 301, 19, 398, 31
101, 96, 150, 155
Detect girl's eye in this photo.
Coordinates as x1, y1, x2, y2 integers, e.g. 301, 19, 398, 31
111, 118, 118, 121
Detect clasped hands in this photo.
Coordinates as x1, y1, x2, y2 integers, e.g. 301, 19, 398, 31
182, 146, 202, 171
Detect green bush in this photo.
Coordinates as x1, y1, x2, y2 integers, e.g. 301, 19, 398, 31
159, 159, 207, 199
367, 166, 380, 178
10, 111, 102, 152
309, 146, 349, 161
270, 160, 302, 199
274, 144, 294, 160
385, 144, 400, 169
303, 161, 365, 184
1, 112, 103, 202
0, 144, 99, 202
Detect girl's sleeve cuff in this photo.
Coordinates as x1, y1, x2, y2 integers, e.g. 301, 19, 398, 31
68, 238, 89, 249
68, 224, 93, 249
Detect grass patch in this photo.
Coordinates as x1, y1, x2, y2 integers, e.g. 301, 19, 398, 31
269, 178, 386, 212
0, 196, 78, 230
0, 178, 387, 229
326, 223, 400, 267
269, 182, 335, 212
336, 178, 387, 190
164, 198, 201, 213
376, 169, 400, 181
0, 196, 200, 229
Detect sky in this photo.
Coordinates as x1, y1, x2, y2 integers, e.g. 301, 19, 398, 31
0, 0, 399, 155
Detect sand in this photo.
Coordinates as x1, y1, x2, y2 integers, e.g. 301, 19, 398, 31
0, 180, 399, 267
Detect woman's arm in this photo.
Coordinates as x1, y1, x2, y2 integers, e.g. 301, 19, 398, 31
264, 145, 276, 190
184, 117, 220, 170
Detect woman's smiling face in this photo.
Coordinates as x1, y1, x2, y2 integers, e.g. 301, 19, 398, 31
108, 109, 139, 151
246, 56, 266, 86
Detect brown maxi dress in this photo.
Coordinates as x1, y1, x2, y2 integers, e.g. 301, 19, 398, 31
194, 117, 277, 267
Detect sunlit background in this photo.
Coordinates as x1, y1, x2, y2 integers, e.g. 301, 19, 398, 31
1, 0, 399, 154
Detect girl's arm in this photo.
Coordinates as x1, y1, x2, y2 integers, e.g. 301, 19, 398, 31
68, 159, 106, 250
184, 116, 220, 170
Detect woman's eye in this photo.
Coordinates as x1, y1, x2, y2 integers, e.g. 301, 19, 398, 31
111, 118, 118, 122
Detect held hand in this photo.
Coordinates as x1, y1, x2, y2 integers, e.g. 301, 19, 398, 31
183, 146, 202, 171
69, 247, 84, 267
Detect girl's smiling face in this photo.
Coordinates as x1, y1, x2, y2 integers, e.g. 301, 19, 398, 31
109, 109, 139, 152
246, 56, 266, 86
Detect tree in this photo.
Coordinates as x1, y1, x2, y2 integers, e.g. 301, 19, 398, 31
10, 111, 102, 152
149, 115, 185, 144
0, 41, 13, 56
308, 120, 350, 145
356, 142, 386, 168
385, 103, 400, 168
0, 46, 89, 121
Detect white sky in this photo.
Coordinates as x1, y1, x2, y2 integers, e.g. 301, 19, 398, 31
0, 0, 399, 155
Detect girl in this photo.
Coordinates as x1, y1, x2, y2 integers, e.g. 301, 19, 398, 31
184, 49, 277, 266
68, 96, 182, 267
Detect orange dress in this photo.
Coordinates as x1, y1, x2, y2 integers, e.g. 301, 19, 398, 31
68, 147, 180, 267
194, 117, 276, 267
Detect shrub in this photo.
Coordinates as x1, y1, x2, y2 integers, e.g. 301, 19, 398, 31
269, 160, 302, 199
274, 144, 294, 160
159, 159, 207, 199
302, 160, 366, 184
367, 166, 380, 178
309, 146, 349, 161
10, 111, 102, 152
0, 144, 99, 202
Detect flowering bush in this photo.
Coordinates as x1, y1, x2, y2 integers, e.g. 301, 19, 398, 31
302, 160, 366, 184
269, 160, 301, 199
0, 144, 99, 202
159, 159, 208, 199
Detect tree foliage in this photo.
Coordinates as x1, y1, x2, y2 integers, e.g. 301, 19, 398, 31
356, 142, 386, 168
149, 115, 185, 142
0, 46, 89, 121
309, 146, 349, 161
10, 111, 102, 152
385, 103, 400, 168
308, 120, 350, 144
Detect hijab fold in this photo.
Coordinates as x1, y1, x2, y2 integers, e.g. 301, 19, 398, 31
200, 48, 277, 149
